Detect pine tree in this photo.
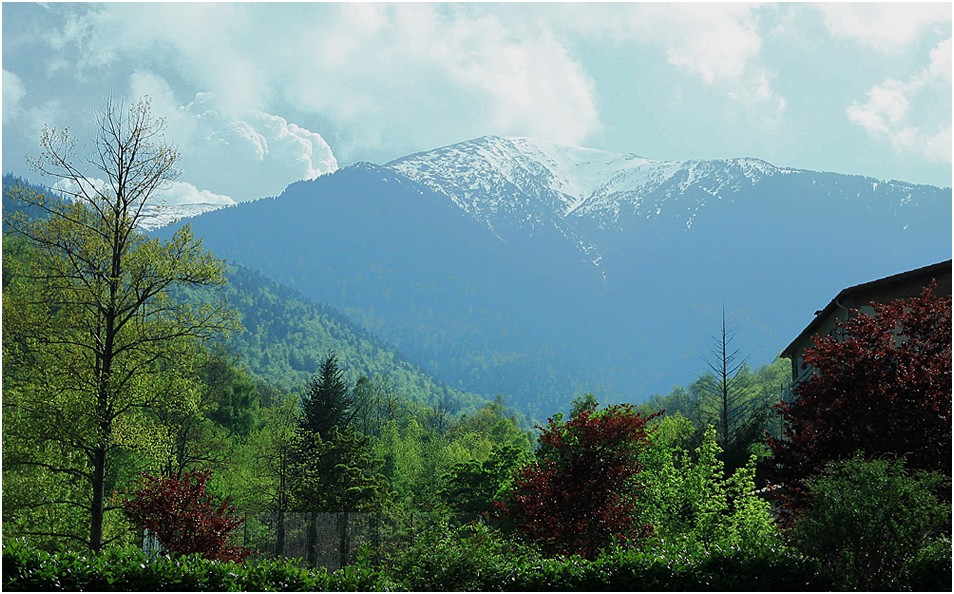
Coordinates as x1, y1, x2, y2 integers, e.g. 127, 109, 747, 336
300, 354, 353, 441
698, 308, 769, 473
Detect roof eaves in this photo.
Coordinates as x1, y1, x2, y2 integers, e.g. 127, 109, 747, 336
779, 259, 952, 359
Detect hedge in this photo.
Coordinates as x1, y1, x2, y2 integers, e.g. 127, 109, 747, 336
1, 540, 388, 592
5, 537, 948, 591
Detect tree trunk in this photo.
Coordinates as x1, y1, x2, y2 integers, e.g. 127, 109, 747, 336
90, 445, 107, 551
338, 511, 349, 569
305, 510, 318, 566
275, 508, 285, 558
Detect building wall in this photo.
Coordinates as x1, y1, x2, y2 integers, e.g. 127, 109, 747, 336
784, 262, 951, 386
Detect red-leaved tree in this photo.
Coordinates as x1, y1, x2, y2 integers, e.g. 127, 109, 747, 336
495, 403, 659, 558
768, 282, 952, 516
123, 470, 253, 562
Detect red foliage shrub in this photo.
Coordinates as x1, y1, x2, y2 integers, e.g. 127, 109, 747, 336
495, 404, 658, 558
768, 283, 952, 516
123, 470, 253, 562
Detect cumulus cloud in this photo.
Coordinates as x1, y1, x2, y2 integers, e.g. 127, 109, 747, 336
660, 4, 763, 85
2, 68, 64, 138
582, 3, 787, 119
52, 174, 235, 214
128, 71, 337, 202
277, 3, 603, 151
45, 3, 603, 157
818, 3, 951, 54
160, 181, 236, 207
52, 176, 112, 201
847, 38, 952, 163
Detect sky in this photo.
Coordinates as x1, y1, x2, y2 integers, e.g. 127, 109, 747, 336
2, 1, 951, 208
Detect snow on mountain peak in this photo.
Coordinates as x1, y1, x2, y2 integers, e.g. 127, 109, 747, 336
387, 136, 786, 224
385, 136, 795, 267
387, 135, 670, 224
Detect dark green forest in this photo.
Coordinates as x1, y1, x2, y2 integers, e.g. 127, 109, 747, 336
2, 102, 951, 591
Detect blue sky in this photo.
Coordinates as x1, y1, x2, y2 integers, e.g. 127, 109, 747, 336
3, 2, 951, 207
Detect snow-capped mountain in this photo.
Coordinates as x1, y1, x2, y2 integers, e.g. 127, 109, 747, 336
157, 137, 951, 419
138, 201, 235, 231
386, 135, 936, 271
388, 136, 794, 229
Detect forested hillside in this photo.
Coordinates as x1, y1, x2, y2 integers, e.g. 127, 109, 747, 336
207, 263, 503, 421
159, 140, 951, 420
2, 226, 534, 552
3, 99, 950, 592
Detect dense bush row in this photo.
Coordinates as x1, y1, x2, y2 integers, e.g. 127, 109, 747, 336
5, 519, 950, 591
1, 540, 383, 592
0, 536, 833, 592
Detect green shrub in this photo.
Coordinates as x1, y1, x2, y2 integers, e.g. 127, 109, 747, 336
1, 539, 358, 591
901, 535, 953, 592
496, 540, 832, 591
638, 424, 781, 551
13, 527, 949, 591
789, 454, 951, 591
376, 517, 830, 592
382, 515, 536, 591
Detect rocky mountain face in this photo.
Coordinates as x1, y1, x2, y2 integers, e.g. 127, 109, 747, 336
156, 137, 952, 419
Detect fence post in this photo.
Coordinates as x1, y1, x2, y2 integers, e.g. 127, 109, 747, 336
143, 528, 161, 556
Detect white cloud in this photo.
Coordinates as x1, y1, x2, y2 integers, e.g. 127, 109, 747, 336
127, 71, 338, 202
52, 176, 112, 201
847, 38, 952, 163
2, 69, 64, 138
818, 4, 951, 54
3, 69, 26, 112
52, 175, 235, 209
927, 37, 953, 83
659, 4, 763, 85
277, 3, 603, 151
557, 3, 786, 119
46, 3, 603, 157
160, 181, 236, 207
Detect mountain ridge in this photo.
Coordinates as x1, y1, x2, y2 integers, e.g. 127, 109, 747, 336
152, 139, 950, 418
383, 136, 945, 269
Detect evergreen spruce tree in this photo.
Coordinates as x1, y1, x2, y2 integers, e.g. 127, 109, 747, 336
290, 354, 384, 566
301, 354, 353, 441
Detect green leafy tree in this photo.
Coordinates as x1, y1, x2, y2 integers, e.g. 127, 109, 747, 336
150, 369, 229, 480
439, 397, 533, 517
251, 393, 300, 557
214, 389, 299, 558
442, 444, 529, 517
638, 422, 778, 550
2, 97, 234, 551
198, 351, 263, 436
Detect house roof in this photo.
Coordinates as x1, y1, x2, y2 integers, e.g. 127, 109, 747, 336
780, 259, 953, 360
